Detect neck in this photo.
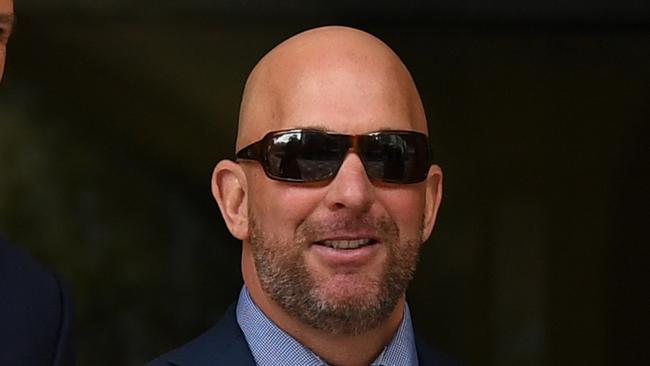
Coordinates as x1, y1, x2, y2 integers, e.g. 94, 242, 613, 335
241, 247, 405, 366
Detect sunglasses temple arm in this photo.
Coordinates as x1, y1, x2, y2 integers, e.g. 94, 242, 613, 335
236, 142, 263, 161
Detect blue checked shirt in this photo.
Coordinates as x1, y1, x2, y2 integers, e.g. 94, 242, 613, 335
236, 287, 419, 366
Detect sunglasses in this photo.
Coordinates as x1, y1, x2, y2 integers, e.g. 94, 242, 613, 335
236, 128, 432, 183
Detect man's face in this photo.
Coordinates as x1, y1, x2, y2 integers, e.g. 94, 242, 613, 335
0, 0, 14, 80
241, 51, 438, 335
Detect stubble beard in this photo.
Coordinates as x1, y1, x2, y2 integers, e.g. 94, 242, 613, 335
249, 213, 422, 336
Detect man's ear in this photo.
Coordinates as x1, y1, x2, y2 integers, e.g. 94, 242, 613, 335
422, 164, 443, 241
211, 160, 249, 240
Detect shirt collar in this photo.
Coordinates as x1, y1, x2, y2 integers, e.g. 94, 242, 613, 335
236, 286, 419, 366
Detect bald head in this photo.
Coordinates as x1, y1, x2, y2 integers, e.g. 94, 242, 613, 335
236, 26, 427, 151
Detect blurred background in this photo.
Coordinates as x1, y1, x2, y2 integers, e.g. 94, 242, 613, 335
1, 1, 648, 365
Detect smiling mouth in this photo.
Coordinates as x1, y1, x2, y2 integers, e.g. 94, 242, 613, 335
317, 238, 377, 250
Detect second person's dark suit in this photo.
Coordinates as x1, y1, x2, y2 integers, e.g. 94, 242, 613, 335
0, 236, 74, 366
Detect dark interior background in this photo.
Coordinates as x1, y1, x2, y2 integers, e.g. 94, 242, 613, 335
1, 1, 648, 365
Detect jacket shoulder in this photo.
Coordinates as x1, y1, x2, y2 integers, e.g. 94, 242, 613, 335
415, 334, 465, 366
0, 237, 75, 366
145, 303, 255, 366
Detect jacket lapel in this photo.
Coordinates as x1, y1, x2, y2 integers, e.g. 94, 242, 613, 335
166, 303, 256, 366
415, 334, 463, 366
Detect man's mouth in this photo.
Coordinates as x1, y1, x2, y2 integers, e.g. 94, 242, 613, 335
317, 238, 377, 250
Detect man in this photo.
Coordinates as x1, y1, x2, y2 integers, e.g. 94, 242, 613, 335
148, 26, 459, 366
0, 0, 75, 364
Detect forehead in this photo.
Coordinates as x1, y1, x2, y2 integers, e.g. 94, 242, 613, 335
242, 64, 425, 148
281, 68, 417, 132
0, 0, 13, 16
237, 28, 428, 149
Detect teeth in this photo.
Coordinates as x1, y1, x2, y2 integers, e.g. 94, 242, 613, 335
321, 239, 372, 249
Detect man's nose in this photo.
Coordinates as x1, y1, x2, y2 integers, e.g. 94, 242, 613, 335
323, 152, 375, 213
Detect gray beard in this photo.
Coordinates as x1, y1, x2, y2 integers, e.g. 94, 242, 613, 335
249, 213, 422, 336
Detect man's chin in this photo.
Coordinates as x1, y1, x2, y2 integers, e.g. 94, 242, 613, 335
262, 268, 400, 336
312, 273, 382, 305
302, 285, 394, 336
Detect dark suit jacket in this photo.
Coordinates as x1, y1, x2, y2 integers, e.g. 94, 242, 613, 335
146, 303, 462, 366
0, 237, 75, 366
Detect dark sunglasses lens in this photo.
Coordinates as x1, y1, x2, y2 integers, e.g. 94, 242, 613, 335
266, 131, 346, 181
362, 133, 430, 183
